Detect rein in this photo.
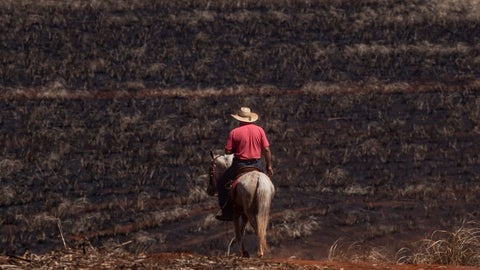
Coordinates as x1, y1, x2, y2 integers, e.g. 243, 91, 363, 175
209, 153, 222, 193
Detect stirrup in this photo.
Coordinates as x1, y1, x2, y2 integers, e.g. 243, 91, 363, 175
225, 180, 233, 191
215, 213, 233, 221
216, 200, 233, 221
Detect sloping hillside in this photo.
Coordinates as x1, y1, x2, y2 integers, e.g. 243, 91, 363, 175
1, 0, 479, 90
1, 0, 479, 268
1, 87, 479, 264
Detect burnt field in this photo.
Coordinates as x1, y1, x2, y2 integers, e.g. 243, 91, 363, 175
1, 0, 480, 267
1, 0, 479, 90
1, 87, 480, 261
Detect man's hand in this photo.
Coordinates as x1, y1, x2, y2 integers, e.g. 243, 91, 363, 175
266, 166, 273, 177
262, 147, 273, 177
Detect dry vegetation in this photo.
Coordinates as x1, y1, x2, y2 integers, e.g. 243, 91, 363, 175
397, 221, 480, 266
1, 0, 480, 269
0, 0, 479, 91
1, 90, 479, 268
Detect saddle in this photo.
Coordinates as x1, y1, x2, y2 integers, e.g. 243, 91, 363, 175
226, 166, 260, 199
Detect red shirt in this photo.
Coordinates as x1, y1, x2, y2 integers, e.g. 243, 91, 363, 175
225, 123, 270, 160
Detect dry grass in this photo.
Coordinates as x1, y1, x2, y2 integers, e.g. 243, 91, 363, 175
328, 221, 480, 267
0, 185, 16, 206
397, 221, 480, 266
328, 239, 391, 264
1, 0, 480, 261
270, 210, 321, 243
321, 167, 352, 188
1, 0, 479, 90
1, 89, 479, 258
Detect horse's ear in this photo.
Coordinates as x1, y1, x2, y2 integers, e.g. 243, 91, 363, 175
210, 151, 214, 159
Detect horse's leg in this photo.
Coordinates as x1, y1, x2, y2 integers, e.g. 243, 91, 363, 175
235, 214, 249, 257
254, 178, 272, 258
248, 211, 266, 258
240, 215, 250, 257
256, 214, 267, 258
233, 214, 242, 257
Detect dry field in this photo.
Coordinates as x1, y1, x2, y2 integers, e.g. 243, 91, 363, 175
1, 86, 479, 269
1, 0, 479, 90
1, 0, 480, 269
3, 249, 480, 270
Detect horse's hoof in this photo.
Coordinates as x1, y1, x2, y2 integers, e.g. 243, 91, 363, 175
241, 251, 250, 258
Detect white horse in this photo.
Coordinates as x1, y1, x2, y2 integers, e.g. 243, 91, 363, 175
207, 151, 275, 258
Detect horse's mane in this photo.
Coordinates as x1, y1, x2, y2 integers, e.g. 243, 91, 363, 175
214, 151, 233, 170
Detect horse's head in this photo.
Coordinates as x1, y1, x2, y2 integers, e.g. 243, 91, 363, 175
207, 151, 218, 196
207, 150, 233, 196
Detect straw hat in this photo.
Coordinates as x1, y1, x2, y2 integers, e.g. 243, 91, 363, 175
231, 107, 259, 123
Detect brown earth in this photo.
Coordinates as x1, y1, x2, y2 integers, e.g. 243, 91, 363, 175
2, 1, 479, 268
1, 85, 479, 269
2, 250, 479, 269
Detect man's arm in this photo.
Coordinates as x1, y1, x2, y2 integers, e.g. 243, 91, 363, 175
225, 148, 233, 155
262, 147, 273, 176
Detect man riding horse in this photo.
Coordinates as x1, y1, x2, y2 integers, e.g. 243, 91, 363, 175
216, 107, 274, 221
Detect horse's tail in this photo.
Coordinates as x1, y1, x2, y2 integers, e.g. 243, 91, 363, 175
255, 173, 274, 254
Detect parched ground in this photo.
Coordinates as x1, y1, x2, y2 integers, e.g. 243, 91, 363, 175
2, 249, 479, 270
1, 85, 479, 269
1, 1, 480, 268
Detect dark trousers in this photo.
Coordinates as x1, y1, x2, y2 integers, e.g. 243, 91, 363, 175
217, 159, 264, 208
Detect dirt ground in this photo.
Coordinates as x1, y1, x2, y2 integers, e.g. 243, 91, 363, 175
2, 250, 479, 270
1, 86, 479, 269
2, 1, 480, 268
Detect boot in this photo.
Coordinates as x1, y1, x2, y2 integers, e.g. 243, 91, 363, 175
215, 200, 233, 221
